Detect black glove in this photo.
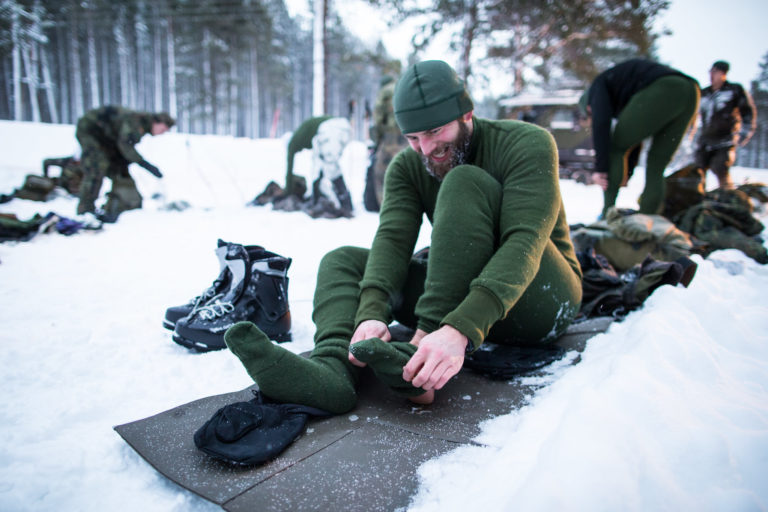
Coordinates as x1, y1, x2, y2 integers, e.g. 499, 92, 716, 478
138, 160, 163, 178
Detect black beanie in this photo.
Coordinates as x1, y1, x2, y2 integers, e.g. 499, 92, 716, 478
712, 61, 730, 74
393, 60, 474, 134
152, 112, 175, 128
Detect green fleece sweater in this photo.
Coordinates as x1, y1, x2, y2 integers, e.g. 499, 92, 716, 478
354, 117, 581, 349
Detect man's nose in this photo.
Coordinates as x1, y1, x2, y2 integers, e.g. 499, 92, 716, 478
420, 137, 436, 156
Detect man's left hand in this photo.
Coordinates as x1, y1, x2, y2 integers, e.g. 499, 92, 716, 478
403, 325, 468, 391
740, 131, 754, 147
591, 172, 609, 191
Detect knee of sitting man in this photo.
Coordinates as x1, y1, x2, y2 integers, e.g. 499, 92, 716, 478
441, 164, 501, 201
443, 164, 484, 184
319, 245, 368, 273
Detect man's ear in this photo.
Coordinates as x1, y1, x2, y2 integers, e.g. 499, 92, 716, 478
462, 111, 474, 123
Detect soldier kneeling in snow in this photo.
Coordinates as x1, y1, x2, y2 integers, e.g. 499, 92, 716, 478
253, 116, 354, 219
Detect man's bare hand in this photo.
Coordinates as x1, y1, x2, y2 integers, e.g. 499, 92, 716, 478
348, 319, 391, 367
410, 328, 427, 346
592, 172, 609, 191
402, 325, 468, 391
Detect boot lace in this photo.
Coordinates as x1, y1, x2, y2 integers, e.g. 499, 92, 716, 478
188, 278, 225, 308
198, 299, 235, 320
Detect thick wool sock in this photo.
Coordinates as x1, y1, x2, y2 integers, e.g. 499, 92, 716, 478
349, 338, 425, 397
224, 321, 357, 414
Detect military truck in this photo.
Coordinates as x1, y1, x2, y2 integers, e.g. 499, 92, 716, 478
498, 90, 596, 183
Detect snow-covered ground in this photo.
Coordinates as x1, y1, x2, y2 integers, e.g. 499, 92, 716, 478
0, 120, 766, 511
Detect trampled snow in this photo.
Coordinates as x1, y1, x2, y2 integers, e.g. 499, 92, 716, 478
0, 120, 766, 511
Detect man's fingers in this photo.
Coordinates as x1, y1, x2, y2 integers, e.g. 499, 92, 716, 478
419, 358, 463, 390
347, 352, 367, 368
402, 349, 426, 382
409, 355, 439, 388
432, 360, 462, 390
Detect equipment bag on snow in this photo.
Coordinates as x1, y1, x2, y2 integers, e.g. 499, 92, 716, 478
13, 174, 57, 202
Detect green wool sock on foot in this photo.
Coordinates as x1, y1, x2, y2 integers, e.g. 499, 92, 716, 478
224, 321, 358, 414
349, 338, 425, 397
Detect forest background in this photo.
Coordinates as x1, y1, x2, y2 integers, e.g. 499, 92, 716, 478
1, 0, 767, 167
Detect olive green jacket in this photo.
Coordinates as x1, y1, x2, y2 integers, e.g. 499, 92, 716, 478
355, 117, 581, 347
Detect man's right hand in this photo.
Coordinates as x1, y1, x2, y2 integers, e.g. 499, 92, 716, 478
348, 319, 391, 367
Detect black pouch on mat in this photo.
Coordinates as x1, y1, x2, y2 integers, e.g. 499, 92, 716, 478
193, 391, 330, 466
463, 343, 567, 380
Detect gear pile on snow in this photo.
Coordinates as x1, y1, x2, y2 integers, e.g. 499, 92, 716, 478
164, 239, 292, 352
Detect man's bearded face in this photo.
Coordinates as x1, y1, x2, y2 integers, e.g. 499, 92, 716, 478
418, 119, 472, 181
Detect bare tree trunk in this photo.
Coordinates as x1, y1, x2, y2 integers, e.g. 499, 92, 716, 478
292, 58, 302, 132
202, 28, 213, 134
165, 17, 177, 121
26, 0, 58, 123
153, 11, 163, 111
459, 1, 478, 82
11, 6, 23, 120
229, 53, 238, 136
41, 49, 58, 123
22, 43, 41, 122
86, 10, 99, 108
100, 38, 110, 105
135, 6, 148, 109
249, 45, 259, 138
312, 0, 326, 116
114, 9, 130, 106
55, 23, 70, 123
512, 26, 524, 94
70, 8, 85, 118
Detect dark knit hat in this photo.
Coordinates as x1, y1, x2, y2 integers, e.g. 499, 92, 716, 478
152, 112, 175, 128
393, 60, 474, 134
712, 60, 730, 74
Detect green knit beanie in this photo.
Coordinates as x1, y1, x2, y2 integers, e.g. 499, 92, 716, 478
393, 60, 474, 134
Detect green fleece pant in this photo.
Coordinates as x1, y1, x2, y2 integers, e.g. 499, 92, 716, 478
226, 164, 581, 413
604, 75, 700, 216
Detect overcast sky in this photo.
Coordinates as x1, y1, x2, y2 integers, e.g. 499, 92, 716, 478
290, 0, 768, 91
654, 0, 768, 87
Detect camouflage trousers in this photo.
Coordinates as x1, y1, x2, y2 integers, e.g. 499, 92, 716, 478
372, 132, 407, 206
76, 132, 142, 216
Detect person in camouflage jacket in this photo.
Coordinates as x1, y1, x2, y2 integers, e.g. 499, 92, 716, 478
75, 106, 174, 221
694, 60, 758, 189
364, 74, 408, 211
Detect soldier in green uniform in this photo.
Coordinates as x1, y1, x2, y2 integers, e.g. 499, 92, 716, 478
580, 59, 699, 216
224, 60, 582, 414
364, 72, 408, 211
271, 115, 354, 218
75, 106, 174, 222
